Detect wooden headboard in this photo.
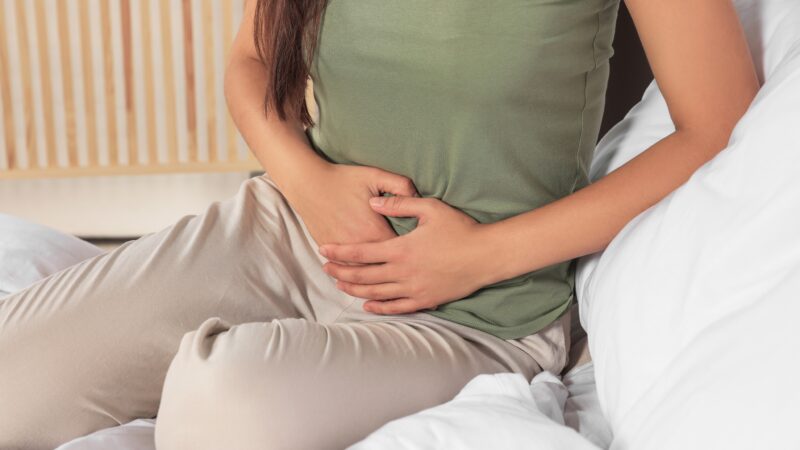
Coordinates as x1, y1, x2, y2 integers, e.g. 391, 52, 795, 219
0, 0, 259, 179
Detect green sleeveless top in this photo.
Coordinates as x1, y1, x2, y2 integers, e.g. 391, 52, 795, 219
306, 0, 620, 340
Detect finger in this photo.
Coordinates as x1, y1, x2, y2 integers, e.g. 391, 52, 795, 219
319, 241, 392, 264
323, 262, 393, 285
368, 195, 435, 219
373, 171, 418, 197
363, 298, 437, 315
335, 281, 405, 300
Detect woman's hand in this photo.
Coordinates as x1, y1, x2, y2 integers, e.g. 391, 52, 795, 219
318, 196, 496, 314
282, 164, 419, 247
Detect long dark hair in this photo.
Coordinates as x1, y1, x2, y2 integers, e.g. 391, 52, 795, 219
253, 0, 328, 127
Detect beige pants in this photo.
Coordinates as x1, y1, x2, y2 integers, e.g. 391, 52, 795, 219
0, 175, 570, 450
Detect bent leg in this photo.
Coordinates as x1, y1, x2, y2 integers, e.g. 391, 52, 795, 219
0, 176, 350, 449
155, 315, 546, 450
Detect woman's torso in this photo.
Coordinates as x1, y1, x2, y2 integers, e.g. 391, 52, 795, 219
306, 0, 620, 340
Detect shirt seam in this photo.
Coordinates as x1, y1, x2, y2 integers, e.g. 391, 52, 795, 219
570, 3, 603, 194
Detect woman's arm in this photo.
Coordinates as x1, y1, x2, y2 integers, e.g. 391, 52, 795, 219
226, 0, 419, 247
479, 0, 760, 284
225, 0, 326, 195
319, 0, 760, 313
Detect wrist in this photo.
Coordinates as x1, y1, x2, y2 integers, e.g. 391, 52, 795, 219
272, 151, 332, 200
471, 221, 518, 287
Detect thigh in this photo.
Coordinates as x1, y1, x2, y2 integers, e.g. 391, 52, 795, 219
0, 176, 349, 449
155, 315, 541, 450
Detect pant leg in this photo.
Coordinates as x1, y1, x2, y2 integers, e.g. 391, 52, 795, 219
0, 176, 353, 449
155, 312, 559, 450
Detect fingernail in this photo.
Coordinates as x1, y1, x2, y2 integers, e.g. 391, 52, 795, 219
369, 196, 386, 207
319, 246, 328, 257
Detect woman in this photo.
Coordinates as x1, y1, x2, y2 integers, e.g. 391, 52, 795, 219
0, 0, 758, 448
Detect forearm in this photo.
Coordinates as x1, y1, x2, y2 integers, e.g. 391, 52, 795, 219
479, 129, 731, 285
224, 55, 329, 197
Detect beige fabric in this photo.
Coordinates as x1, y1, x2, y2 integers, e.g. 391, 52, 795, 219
0, 175, 568, 450
565, 301, 593, 372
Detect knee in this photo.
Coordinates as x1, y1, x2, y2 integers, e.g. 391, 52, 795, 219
154, 318, 326, 450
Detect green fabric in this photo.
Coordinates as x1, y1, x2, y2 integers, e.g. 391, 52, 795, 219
306, 0, 620, 340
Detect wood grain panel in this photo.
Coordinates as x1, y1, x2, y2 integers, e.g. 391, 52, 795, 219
1, 0, 257, 179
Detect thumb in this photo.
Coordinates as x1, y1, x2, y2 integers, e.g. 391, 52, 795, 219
373, 172, 419, 198
369, 195, 432, 219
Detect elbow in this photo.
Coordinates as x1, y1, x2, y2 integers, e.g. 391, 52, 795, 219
670, 58, 760, 151
677, 90, 759, 155
680, 121, 738, 154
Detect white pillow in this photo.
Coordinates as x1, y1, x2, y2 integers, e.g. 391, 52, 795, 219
576, 1, 800, 448
0, 214, 103, 296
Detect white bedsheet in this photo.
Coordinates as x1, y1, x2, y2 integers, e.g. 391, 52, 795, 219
351, 363, 610, 450
56, 420, 158, 450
